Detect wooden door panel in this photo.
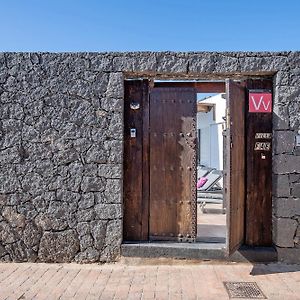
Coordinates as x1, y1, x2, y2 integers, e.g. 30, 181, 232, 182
123, 80, 149, 241
149, 88, 197, 241
149, 95, 177, 237
245, 79, 273, 246
226, 80, 246, 255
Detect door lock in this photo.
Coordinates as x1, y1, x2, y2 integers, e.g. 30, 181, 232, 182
130, 128, 136, 138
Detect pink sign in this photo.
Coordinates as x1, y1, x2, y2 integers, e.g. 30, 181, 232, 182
249, 92, 272, 113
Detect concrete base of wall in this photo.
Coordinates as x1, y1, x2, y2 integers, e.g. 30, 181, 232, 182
121, 242, 278, 263
236, 246, 278, 263
276, 247, 300, 264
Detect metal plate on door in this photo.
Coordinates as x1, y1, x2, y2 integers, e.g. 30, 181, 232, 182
130, 128, 136, 138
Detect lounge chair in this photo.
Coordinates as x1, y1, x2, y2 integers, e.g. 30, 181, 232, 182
197, 166, 212, 179
197, 169, 225, 213
198, 169, 223, 192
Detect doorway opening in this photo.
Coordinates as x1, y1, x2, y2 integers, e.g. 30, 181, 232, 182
196, 91, 226, 244
123, 79, 228, 246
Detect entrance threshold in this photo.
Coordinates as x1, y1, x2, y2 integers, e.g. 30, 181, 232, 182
122, 242, 226, 261
121, 242, 278, 263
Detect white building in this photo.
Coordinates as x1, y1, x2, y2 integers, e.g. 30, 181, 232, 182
197, 93, 226, 170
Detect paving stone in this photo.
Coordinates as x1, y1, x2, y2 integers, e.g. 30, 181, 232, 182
0, 262, 299, 299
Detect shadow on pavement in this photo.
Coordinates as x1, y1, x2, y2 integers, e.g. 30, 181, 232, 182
250, 263, 300, 276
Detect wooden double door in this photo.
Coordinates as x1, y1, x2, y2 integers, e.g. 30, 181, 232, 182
123, 80, 197, 242
123, 79, 272, 255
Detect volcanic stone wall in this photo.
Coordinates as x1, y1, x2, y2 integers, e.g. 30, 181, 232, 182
0, 52, 299, 263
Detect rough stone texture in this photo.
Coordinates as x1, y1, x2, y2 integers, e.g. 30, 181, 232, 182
0, 52, 300, 263
273, 131, 295, 154
294, 226, 300, 246
291, 183, 300, 198
273, 175, 290, 197
273, 218, 298, 247
273, 198, 300, 218
38, 230, 79, 262
0, 53, 124, 263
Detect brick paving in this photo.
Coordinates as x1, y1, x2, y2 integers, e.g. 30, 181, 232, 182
0, 261, 299, 299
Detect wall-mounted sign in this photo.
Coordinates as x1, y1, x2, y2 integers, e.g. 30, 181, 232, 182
249, 92, 272, 113
254, 142, 271, 151
255, 133, 272, 139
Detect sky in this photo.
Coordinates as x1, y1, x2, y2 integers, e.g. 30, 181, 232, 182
0, 0, 300, 52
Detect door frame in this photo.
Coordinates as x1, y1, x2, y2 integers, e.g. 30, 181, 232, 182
123, 79, 227, 242
123, 79, 149, 241
123, 77, 273, 255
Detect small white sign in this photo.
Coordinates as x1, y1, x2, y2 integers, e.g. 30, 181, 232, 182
254, 142, 271, 151
255, 133, 272, 139
130, 128, 136, 138
296, 135, 300, 147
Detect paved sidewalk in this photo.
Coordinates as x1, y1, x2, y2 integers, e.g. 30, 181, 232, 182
0, 261, 299, 299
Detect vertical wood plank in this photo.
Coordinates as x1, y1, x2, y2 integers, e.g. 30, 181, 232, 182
226, 80, 246, 255
141, 79, 150, 240
245, 79, 273, 246
123, 80, 147, 241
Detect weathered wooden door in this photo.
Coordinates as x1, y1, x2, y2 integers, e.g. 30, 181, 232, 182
245, 79, 273, 246
123, 80, 149, 241
149, 88, 197, 241
225, 80, 246, 255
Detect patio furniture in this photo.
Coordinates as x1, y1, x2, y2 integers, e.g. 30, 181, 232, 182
197, 169, 225, 213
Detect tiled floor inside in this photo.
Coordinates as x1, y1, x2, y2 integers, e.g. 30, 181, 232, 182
197, 203, 226, 243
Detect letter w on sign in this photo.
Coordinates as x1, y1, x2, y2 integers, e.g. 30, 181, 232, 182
249, 92, 272, 113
